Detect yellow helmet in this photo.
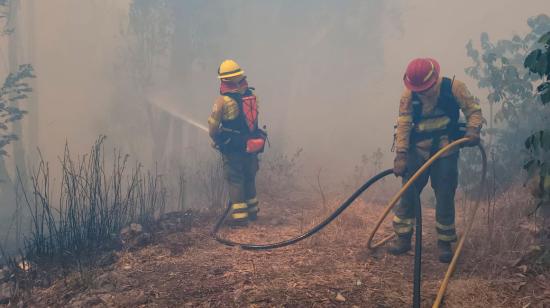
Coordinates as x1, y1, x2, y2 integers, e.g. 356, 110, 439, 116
217, 59, 245, 79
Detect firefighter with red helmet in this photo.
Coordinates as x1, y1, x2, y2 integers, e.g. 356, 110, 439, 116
208, 60, 267, 226
389, 58, 483, 263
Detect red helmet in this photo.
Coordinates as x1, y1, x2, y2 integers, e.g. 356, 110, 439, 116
403, 58, 440, 92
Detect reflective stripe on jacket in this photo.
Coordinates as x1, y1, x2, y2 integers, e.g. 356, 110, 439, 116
395, 77, 482, 159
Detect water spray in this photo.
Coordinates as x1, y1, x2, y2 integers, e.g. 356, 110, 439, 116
150, 98, 209, 133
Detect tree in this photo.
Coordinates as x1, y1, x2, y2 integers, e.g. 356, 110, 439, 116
523, 29, 550, 207
0, 0, 34, 207
111, 0, 174, 166
0, 64, 34, 157
462, 14, 550, 195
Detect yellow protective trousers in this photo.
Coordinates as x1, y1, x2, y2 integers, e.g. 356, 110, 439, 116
393, 151, 458, 242
222, 152, 259, 222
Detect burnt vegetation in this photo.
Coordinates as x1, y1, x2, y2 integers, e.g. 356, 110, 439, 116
20, 136, 166, 264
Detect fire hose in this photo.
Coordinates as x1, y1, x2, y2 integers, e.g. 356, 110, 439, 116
366, 138, 487, 307
212, 168, 393, 249
212, 137, 487, 307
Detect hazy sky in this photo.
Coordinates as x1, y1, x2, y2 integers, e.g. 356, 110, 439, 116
3, 0, 548, 180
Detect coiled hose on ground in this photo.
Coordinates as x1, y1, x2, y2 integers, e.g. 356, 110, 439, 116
212, 137, 487, 307
211, 168, 393, 250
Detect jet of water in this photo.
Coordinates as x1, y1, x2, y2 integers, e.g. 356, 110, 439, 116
149, 97, 209, 133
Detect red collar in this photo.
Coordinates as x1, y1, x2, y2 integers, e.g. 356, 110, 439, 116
220, 78, 248, 95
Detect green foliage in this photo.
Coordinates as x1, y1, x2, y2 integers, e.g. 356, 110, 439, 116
0, 64, 35, 156
523, 29, 550, 203
524, 32, 550, 104
463, 15, 550, 194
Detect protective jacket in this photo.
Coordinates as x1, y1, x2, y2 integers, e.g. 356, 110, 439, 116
208, 77, 263, 224
395, 77, 483, 159
208, 87, 266, 154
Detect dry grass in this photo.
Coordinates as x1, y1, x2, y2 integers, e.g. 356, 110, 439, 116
459, 185, 539, 275
256, 148, 304, 202
15, 159, 550, 307
3, 136, 167, 281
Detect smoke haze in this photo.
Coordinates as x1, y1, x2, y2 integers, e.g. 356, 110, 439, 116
3, 0, 548, 181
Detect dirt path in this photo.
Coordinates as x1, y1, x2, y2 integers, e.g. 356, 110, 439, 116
27, 198, 544, 307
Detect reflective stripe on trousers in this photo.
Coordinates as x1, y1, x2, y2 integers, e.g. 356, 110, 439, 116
230, 202, 248, 221
392, 216, 414, 236
222, 152, 259, 219
246, 197, 259, 214
393, 150, 458, 242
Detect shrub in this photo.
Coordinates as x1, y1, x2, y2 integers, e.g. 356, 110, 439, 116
19, 136, 166, 265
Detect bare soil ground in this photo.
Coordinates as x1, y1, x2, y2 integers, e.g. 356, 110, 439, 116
23, 198, 550, 307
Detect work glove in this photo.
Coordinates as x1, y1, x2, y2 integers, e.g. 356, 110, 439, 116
463, 127, 481, 147
393, 152, 408, 177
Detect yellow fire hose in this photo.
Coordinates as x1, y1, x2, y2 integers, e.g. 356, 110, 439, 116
366, 137, 487, 307
212, 136, 486, 306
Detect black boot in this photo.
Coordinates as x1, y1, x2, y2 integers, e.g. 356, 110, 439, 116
228, 217, 248, 228
246, 199, 259, 221
248, 206, 259, 221
388, 235, 412, 255
437, 240, 453, 263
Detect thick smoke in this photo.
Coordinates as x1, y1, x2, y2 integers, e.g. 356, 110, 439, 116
6, 0, 549, 179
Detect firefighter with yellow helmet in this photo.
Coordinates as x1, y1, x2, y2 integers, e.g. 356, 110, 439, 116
208, 60, 267, 226
389, 58, 483, 263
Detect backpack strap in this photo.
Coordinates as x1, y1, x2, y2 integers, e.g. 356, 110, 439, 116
410, 76, 462, 152
438, 76, 463, 141
222, 88, 257, 134
411, 94, 422, 127
438, 76, 459, 126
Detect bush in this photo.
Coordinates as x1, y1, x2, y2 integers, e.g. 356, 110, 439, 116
256, 148, 303, 201
192, 158, 227, 212
463, 14, 550, 196
19, 136, 166, 265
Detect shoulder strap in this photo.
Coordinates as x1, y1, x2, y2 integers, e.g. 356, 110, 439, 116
223, 92, 241, 102
437, 76, 459, 123
224, 87, 255, 100
221, 92, 249, 132
440, 77, 454, 101
411, 93, 422, 125
244, 87, 255, 97
221, 94, 242, 115
411, 77, 457, 126
222, 95, 234, 103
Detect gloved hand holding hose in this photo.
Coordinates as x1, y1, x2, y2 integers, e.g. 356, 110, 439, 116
393, 151, 408, 177
463, 126, 481, 147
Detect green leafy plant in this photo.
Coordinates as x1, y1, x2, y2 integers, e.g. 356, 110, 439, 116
524, 31, 550, 105
463, 14, 550, 195
0, 64, 34, 156
523, 30, 550, 205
